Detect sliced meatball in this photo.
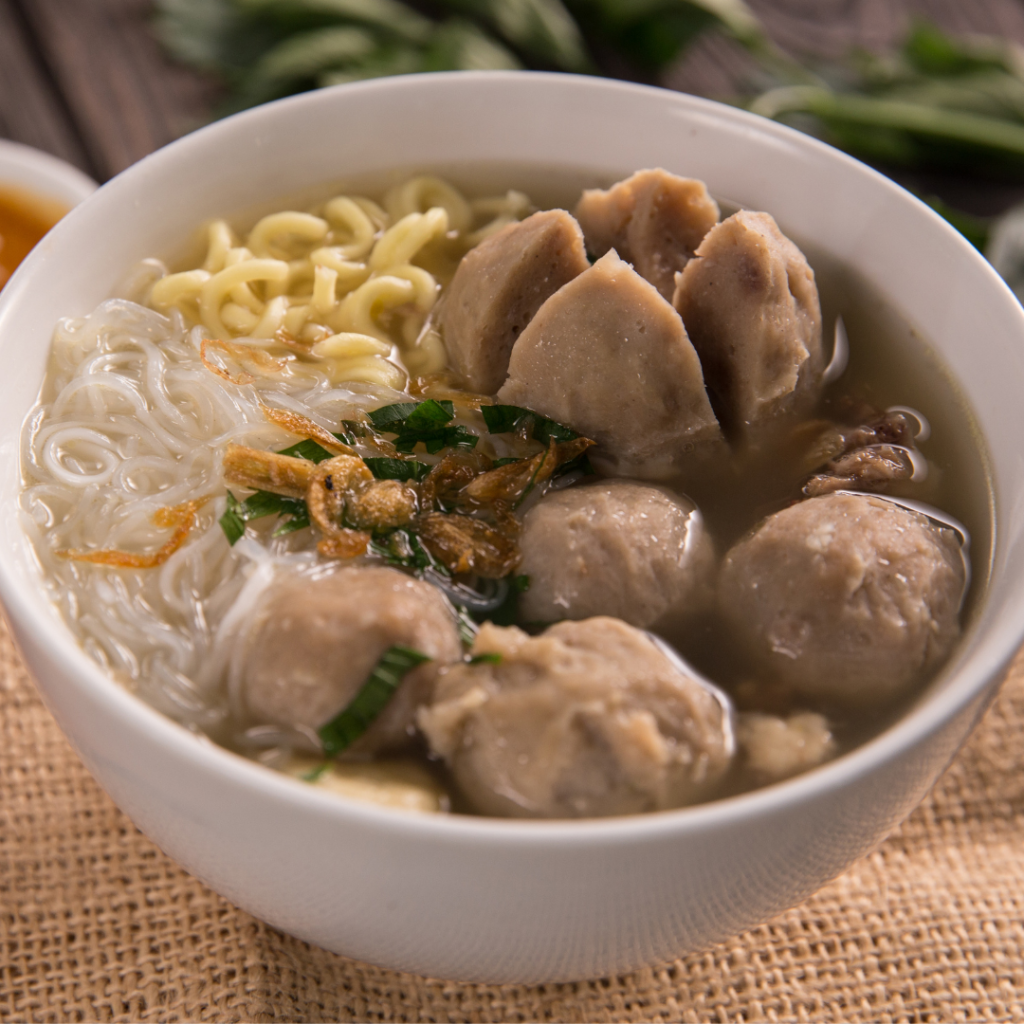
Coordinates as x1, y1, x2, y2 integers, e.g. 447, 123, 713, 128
574, 169, 719, 300
518, 480, 714, 630
497, 250, 723, 479
239, 566, 462, 755
418, 617, 734, 818
673, 211, 823, 439
440, 209, 589, 393
718, 493, 966, 705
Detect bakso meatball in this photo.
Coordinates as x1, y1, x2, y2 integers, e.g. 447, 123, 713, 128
673, 210, 823, 439
418, 618, 734, 818
240, 566, 462, 755
719, 493, 965, 705
498, 250, 723, 478
440, 209, 589, 393
518, 480, 714, 630
575, 169, 720, 300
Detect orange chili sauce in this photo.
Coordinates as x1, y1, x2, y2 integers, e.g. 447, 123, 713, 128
0, 185, 67, 290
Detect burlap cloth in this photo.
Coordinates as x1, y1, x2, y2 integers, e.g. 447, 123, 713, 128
1, 618, 1022, 1024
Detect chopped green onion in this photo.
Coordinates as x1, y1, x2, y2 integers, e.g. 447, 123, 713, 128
370, 528, 448, 573
277, 437, 334, 463
219, 492, 246, 545
468, 651, 503, 665
481, 404, 579, 444
364, 456, 433, 481
403, 399, 455, 432
318, 644, 432, 756
219, 489, 309, 545
301, 761, 331, 782
370, 399, 478, 453
513, 574, 531, 592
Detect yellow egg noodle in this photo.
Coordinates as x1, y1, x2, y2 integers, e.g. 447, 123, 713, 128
148, 176, 531, 390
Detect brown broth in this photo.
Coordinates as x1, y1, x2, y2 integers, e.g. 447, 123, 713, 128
0, 185, 66, 289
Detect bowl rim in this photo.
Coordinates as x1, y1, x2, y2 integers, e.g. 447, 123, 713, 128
0, 138, 98, 208
2, 70, 1022, 845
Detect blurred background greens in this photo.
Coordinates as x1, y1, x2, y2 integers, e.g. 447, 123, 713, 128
153, 0, 1024, 297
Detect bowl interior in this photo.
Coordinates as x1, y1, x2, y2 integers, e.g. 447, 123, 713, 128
1, 72, 1023, 833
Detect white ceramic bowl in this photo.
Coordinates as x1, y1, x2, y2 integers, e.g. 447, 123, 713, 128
1, 73, 1022, 984
0, 138, 97, 209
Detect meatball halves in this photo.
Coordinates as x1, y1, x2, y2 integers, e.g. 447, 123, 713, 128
574, 169, 720, 300
238, 566, 462, 755
498, 249, 722, 478
673, 210, 824, 439
518, 480, 714, 630
440, 209, 589, 394
419, 618, 734, 818
719, 493, 966, 705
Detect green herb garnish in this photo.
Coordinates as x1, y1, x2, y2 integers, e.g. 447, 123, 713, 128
370, 528, 448, 573
368, 399, 479, 454
301, 761, 330, 782
318, 644, 432, 756
468, 652, 502, 665
482, 406, 593, 475
363, 456, 433, 482
481, 404, 579, 444
277, 437, 333, 463
513, 573, 531, 592
219, 489, 310, 545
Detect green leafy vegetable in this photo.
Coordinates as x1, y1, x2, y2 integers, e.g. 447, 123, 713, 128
155, 0, 759, 108
219, 492, 247, 545
368, 400, 479, 454
219, 489, 311, 544
363, 457, 433, 481
481, 403, 578, 443
301, 761, 331, 782
370, 528, 448, 572
277, 437, 336, 463
482, 406, 593, 475
367, 401, 432, 430
469, 651, 503, 664
318, 644, 432, 755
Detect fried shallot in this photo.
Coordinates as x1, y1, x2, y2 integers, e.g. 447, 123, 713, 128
420, 450, 494, 510
201, 338, 287, 385
260, 404, 360, 457
804, 444, 914, 496
57, 497, 210, 569
417, 512, 520, 578
223, 444, 316, 498
460, 437, 594, 508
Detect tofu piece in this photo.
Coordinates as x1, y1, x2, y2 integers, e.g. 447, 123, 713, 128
440, 209, 589, 393
575, 169, 719, 300
673, 210, 824, 440
498, 250, 723, 479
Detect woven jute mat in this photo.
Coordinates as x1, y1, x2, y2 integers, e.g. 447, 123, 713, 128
1, 619, 1022, 1024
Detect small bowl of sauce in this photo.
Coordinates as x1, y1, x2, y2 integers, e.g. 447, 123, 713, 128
0, 140, 97, 289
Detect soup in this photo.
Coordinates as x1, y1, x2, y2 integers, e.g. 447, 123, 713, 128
0, 185, 65, 289
19, 168, 989, 818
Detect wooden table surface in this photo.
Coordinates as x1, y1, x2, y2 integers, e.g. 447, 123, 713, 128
3, 0, 1024, 213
